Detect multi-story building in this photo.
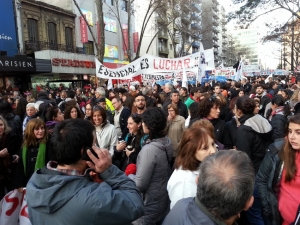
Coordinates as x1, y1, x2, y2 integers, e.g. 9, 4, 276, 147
134, 0, 202, 58
230, 28, 260, 65
201, 0, 225, 67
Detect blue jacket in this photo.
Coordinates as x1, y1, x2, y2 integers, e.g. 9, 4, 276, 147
26, 165, 144, 225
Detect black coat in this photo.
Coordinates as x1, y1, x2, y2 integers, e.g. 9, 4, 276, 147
256, 146, 283, 225
226, 117, 239, 147
210, 118, 233, 149
270, 114, 287, 140
118, 107, 131, 140
236, 114, 273, 174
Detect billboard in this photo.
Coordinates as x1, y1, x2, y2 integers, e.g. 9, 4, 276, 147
104, 17, 117, 33
104, 44, 118, 58
80, 8, 93, 26
0, 1, 18, 56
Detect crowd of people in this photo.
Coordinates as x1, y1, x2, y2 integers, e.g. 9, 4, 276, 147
0, 73, 300, 225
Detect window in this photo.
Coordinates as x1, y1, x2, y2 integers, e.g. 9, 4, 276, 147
83, 41, 94, 55
48, 22, 57, 50
27, 19, 38, 42
121, 0, 127, 11
65, 27, 73, 52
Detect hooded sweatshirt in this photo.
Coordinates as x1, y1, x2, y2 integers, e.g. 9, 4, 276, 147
236, 114, 273, 174
26, 164, 144, 225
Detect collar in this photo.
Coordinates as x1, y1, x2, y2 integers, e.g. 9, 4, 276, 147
47, 161, 86, 176
194, 198, 227, 225
116, 106, 124, 113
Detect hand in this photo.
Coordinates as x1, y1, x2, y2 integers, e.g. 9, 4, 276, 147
125, 148, 134, 157
86, 146, 112, 174
18, 187, 24, 193
0, 148, 8, 158
12, 154, 19, 163
116, 141, 126, 151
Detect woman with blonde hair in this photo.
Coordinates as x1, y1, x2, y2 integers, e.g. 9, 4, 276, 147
167, 124, 216, 209
14, 118, 51, 191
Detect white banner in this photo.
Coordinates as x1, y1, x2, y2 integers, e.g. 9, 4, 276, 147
96, 53, 201, 80
243, 65, 260, 73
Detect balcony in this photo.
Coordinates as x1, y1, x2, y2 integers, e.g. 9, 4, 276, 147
214, 48, 219, 54
212, 18, 218, 26
192, 41, 200, 48
191, 3, 202, 12
24, 40, 85, 54
158, 30, 169, 40
213, 34, 219, 41
182, 14, 191, 24
222, 26, 227, 32
158, 46, 169, 55
213, 11, 219, 19
222, 40, 228, 45
213, 41, 219, 47
212, 3, 219, 12
192, 34, 202, 40
212, 26, 219, 33
191, 13, 201, 21
191, 23, 202, 30
222, 32, 227, 38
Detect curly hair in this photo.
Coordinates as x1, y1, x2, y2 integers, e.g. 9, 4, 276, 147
64, 105, 83, 119
236, 96, 256, 114
198, 97, 221, 118
141, 107, 166, 140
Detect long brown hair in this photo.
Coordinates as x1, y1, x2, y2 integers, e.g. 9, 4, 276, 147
175, 127, 213, 171
23, 118, 47, 147
280, 113, 300, 182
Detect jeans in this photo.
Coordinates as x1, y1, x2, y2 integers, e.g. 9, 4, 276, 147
246, 183, 265, 225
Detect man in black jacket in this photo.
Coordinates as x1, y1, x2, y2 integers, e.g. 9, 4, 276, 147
112, 97, 131, 139
163, 90, 188, 119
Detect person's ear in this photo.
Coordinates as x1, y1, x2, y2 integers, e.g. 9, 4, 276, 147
195, 175, 199, 185
243, 196, 254, 211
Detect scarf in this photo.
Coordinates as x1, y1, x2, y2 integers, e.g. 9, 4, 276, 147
269, 106, 285, 121
22, 143, 46, 175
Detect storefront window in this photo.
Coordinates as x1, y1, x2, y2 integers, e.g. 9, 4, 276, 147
83, 41, 94, 55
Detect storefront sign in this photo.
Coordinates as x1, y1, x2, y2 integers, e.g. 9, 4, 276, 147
52, 58, 96, 68
0, 56, 36, 72
104, 17, 117, 33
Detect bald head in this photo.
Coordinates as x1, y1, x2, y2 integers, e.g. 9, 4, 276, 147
196, 150, 255, 220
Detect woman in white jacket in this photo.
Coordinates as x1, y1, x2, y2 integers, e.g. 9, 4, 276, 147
167, 124, 217, 209
91, 106, 117, 155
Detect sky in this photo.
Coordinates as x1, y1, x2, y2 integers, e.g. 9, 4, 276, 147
219, 0, 293, 69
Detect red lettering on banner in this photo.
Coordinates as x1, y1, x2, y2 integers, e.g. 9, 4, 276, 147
166, 60, 170, 69
159, 60, 164, 69
153, 59, 159, 69
51, 58, 96, 68
171, 61, 176, 70
20, 205, 29, 218
4, 192, 19, 216
184, 58, 191, 68
177, 60, 182, 70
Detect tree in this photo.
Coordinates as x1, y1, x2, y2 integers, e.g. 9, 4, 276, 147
73, 0, 105, 63
227, 0, 300, 28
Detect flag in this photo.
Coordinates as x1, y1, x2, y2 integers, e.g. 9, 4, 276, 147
151, 80, 156, 88
265, 74, 273, 84
182, 67, 188, 88
197, 42, 206, 83
107, 79, 113, 90
234, 60, 244, 81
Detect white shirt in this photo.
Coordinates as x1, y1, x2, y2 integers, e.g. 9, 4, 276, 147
167, 167, 199, 209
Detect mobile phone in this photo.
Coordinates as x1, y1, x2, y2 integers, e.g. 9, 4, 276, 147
81, 147, 99, 161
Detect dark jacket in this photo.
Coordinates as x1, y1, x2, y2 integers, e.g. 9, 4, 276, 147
226, 117, 239, 147
236, 114, 273, 174
270, 114, 287, 140
256, 145, 284, 225
133, 136, 173, 224
26, 165, 144, 225
163, 197, 234, 225
294, 102, 300, 115
210, 118, 232, 149
258, 93, 271, 116
13, 142, 52, 189
163, 101, 188, 119
117, 106, 131, 140
243, 82, 252, 94
112, 133, 144, 171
